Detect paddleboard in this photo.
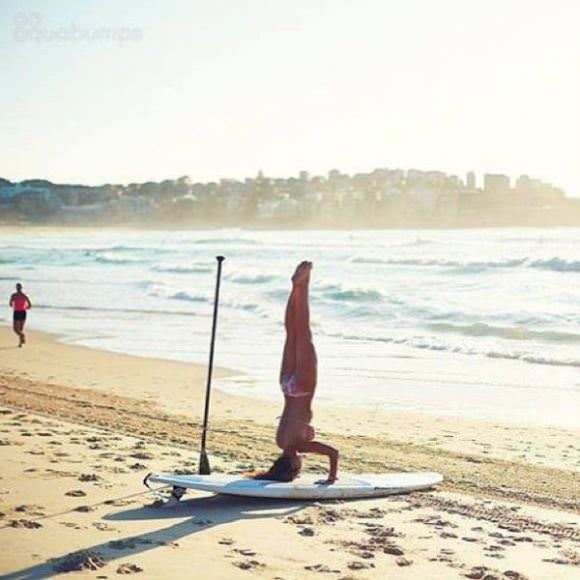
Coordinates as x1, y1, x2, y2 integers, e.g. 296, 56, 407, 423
146, 472, 443, 500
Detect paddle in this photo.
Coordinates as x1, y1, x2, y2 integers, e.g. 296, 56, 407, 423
199, 255, 225, 475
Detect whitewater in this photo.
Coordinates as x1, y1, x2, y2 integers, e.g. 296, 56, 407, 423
1, 228, 579, 428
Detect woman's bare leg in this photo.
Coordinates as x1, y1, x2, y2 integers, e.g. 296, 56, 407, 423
293, 263, 317, 391
279, 261, 316, 384
279, 284, 297, 381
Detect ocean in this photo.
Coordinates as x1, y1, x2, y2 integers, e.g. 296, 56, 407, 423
2, 228, 579, 428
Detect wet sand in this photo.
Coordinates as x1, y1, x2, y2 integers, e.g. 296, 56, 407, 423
1, 327, 579, 578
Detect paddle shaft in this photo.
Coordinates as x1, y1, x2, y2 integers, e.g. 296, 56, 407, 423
199, 255, 225, 475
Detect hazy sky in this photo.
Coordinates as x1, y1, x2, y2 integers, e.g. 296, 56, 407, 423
1, 0, 579, 195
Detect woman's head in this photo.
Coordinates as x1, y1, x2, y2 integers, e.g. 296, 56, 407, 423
253, 450, 302, 482
16, 283, 22, 292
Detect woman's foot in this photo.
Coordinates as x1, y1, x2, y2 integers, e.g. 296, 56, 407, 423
291, 261, 312, 286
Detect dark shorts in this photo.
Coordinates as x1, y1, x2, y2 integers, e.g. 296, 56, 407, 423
13, 310, 27, 322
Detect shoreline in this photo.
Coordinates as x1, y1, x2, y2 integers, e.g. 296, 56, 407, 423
1, 326, 579, 476
3, 223, 580, 233
2, 323, 579, 425
2, 323, 579, 433
1, 327, 579, 578
1, 325, 579, 469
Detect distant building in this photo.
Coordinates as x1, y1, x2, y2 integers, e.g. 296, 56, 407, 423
0, 182, 44, 201
0, 165, 572, 227
466, 171, 476, 190
0, 182, 56, 207
515, 174, 564, 204
406, 185, 439, 211
258, 194, 299, 220
484, 174, 510, 195
515, 175, 532, 195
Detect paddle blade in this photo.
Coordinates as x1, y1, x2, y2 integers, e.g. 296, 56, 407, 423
198, 450, 211, 475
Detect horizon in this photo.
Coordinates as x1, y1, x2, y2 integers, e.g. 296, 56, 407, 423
1, 0, 579, 196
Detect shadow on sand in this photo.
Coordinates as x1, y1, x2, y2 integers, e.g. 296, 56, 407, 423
3, 493, 308, 579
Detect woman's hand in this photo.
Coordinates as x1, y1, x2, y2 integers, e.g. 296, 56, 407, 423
296, 441, 339, 486
316, 477, 337, 485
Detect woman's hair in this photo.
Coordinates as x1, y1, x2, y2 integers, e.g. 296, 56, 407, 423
253, 453, 301, 482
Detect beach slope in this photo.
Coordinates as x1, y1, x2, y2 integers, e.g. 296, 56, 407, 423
1, 328, 579, 578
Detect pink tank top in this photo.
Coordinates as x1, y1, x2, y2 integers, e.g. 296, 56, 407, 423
12, 295, 28, 311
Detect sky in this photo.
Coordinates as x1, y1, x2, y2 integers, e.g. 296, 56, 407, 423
1, 0, 579, 195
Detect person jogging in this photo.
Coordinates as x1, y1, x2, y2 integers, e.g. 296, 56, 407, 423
9, 283, 32, 348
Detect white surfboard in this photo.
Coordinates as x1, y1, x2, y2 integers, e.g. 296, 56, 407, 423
146, 472, 443, 500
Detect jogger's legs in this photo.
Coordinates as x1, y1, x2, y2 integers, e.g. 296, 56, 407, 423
13, 320, 24, 346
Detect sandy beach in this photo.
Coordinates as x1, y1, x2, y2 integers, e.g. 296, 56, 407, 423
1, 327, 579, 579
4, 0, 580, 575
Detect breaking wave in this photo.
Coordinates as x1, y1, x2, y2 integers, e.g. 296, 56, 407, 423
193, 237, 261, 245
349, 255, 580, 273
486, 351, 580, 368
151, 264, 213, 274
94, 253, 147, 265
329, 330, 580, 369
428, 322, 580, 344
34, 304, 197, 317
226, 272, 279, 284
167, 291, 208, 303
317, 282, 383, 302
528, 258, 580, 273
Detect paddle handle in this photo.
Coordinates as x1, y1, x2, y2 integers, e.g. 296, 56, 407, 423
199, 255, 225, 475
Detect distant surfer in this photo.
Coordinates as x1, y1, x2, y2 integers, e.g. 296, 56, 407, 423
9, 283, 32, 348
255, 261, 339, 483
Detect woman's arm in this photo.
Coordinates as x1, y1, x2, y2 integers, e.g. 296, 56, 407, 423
295, 441, 339, 484
24, 294, 32, 309
9, 294, 14, 307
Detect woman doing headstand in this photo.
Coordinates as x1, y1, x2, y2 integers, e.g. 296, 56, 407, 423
256, 261, 338, 483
